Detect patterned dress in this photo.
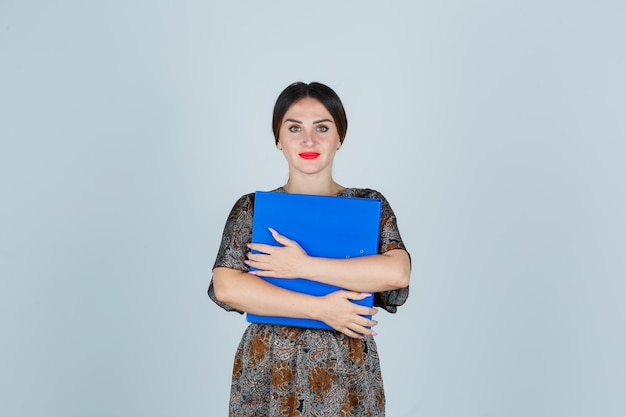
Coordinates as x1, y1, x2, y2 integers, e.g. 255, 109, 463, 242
208, 187, 409, 417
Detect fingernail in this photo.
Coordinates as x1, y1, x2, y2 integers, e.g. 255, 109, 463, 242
244, 260, 250, 265
268, 227, 277, 234
371, 331, 378, 337
360, 292, 373, 297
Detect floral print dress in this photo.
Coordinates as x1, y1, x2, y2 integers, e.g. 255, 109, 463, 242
208, 188, 409, 417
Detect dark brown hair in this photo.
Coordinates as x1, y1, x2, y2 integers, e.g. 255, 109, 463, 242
272, 82, 348, 145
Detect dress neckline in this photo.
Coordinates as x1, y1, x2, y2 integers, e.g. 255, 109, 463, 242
274, 186, 351, 197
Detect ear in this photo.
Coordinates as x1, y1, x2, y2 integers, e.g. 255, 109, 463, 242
276, 140, 282, 150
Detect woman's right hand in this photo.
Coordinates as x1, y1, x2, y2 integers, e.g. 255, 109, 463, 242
316, 291, 379, 338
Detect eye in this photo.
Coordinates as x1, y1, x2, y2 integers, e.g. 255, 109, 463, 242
316, 125, 329, 133
288, 125, 301, 132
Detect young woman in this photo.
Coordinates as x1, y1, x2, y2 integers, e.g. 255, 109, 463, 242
208, 82, 411, 416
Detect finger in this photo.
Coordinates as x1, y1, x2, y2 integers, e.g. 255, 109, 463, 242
362, 317, 378, 328
358, 307, 378, 317
353, 314, 378, 329
244, 258, 272, 273
247, 266, 276, 277
347, 294, 378, 313
349, 319, 378, 337
345, 292, 374, 301
246, 252, 271, 262
339, 327, 364, 339
268, 228, 296, 245
348, 326, 371, 338
332, 290, 367, 300
247, 243, 275, 254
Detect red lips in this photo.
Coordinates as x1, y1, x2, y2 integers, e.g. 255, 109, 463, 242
299, 152, 320, 160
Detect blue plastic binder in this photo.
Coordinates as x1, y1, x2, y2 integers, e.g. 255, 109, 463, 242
246, 191, 382, 329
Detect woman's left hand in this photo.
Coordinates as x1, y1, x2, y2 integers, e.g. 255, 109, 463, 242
245, 228, 310, 278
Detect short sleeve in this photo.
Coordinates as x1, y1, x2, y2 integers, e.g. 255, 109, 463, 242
207, 194, 255, 313
370, 190, 410, 313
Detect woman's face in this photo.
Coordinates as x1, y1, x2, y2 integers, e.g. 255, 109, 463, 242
277, 97, 342, 179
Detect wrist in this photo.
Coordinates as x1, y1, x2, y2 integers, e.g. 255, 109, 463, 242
299, 294, 322, 320
298, 254, 317, 280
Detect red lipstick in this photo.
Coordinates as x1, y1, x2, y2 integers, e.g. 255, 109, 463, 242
299, 152, 320, 160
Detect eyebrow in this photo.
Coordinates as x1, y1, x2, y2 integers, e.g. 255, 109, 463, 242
283, 118, 334, 125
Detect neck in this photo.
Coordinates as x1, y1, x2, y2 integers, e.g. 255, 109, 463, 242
283, 176, 344, 196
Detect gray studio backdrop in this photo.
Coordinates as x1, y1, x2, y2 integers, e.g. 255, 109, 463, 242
1, 1, 624, 416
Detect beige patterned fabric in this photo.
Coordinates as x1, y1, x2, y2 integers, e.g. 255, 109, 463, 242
208, 188, 409, 416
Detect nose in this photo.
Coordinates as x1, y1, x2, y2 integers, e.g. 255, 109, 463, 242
302, 128, 316, 147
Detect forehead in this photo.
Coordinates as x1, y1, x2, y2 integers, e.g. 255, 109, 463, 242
283, 97, 333, 121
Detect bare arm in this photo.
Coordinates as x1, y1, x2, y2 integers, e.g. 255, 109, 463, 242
211, 266, 378, 338
304, 249, 410, 292
246, 228, 411, 292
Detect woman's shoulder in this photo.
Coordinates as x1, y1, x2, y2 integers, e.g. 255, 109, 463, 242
224, 193, 256, 222
230, 192, 255, 206
340, 187, 386, 200
229, 186, 289, 208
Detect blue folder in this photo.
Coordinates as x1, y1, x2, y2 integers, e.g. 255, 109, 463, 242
246, 191, 382, 329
